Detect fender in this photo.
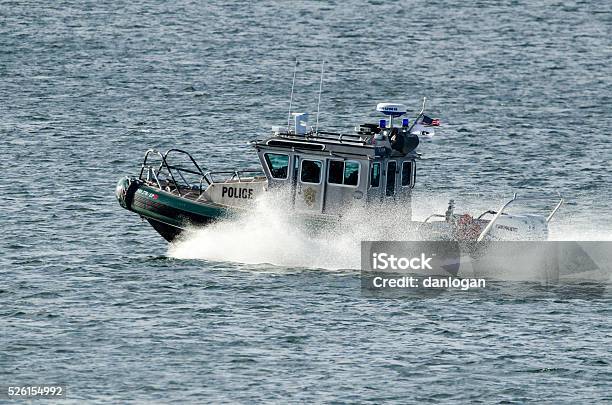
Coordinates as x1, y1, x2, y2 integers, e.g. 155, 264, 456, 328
115, 176, 141, 210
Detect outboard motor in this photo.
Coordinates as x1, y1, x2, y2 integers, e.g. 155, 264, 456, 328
488, 214, 549, 241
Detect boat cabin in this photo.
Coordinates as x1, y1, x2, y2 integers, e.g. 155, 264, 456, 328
252, 103, 420, 216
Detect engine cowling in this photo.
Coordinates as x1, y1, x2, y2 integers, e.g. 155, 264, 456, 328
488, 214, 548, 241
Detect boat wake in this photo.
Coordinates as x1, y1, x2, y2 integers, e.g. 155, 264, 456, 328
168, 193, 421, 270
167, 193, 611, 275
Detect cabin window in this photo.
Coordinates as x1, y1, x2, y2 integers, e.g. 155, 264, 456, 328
264, 153, 289, 179
300, 159, 322, 184
370, 163, 380, 188
328, 160, 359, 187
344, 162, 359, 186
386, 161, 397, 196
401, 161, 414, 187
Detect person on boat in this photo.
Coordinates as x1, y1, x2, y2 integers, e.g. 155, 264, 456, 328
389, 127, 405, 152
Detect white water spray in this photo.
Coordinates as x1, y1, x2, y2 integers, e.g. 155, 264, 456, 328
168, 191, 611, 270
168, 191, 420, 269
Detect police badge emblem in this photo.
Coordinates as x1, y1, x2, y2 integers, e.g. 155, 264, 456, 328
304, 187, 316, 207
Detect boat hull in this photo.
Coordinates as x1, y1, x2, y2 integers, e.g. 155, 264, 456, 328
116, 176, 343, 242
115, 176, 229, 242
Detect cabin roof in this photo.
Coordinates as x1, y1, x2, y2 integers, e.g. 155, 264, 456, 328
251, 131, 418, 160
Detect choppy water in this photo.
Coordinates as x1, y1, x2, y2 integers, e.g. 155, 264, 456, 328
1, 1, 611, 403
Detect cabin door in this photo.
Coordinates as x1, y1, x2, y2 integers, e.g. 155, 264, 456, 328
385, 160, 397, 199
367, 161, 383, 203
294, 157, 325, 213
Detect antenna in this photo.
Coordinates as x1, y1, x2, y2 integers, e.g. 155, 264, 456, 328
315, 60, 325, 133
287, 58, 298, 132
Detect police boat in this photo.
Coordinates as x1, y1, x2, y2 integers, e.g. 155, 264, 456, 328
115, 100, 563, 242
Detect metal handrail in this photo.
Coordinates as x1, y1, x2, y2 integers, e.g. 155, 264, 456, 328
477, 193, 517, 242
150, 169, 162, 190
139, 149, 164, 179
164, 149, 207, 176
546, 197, 564, 223
472, 193, 564, 222
139, 148, 266, 197
477, 210, 498, 220
139, 148, 211, 197
312, 131, 369, 144
422, 214, 446, 223
203, 169, 264, 184
265, 131, 368, 145
163, 149, 211, 192
475, 193, 563, 240
315, 131, 365, 140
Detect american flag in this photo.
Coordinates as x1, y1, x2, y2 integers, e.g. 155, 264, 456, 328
421, 115, 440, 126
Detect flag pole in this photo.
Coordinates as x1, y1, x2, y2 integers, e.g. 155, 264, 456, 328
407, 96, 427, 134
